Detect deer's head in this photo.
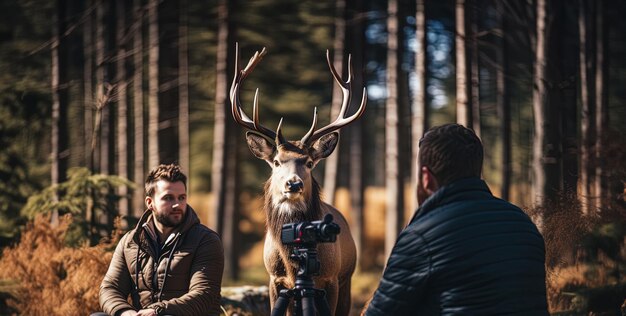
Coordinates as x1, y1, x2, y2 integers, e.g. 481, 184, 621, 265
230, 44, 367, 212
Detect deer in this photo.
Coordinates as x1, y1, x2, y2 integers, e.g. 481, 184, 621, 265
230, 44, 367, 316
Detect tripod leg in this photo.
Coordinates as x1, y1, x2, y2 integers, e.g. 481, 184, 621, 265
271, 289, 293, 316
300, 289, 316, 316
313, 289, 332, 316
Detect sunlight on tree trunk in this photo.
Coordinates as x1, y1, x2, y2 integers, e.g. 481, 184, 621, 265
594, 0, 607, 212
148, 0, 160, 168
455, 0, 470, 127
116, 0, 129, 219
411, 0, 428, 212
532, 0, 549, 215
133, 0, 145, 216
578, 0, 594, 215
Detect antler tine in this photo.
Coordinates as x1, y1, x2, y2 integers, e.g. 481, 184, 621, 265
301, 50, 368, 145
230, 43, 277, 141
300, 107, 318, 144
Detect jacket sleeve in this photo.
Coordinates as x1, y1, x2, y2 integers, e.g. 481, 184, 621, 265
364, 227, 432, 316
100, 233, 136, 316
148, 231, 225, 316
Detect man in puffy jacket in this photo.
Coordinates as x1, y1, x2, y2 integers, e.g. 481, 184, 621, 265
98, 163, 224, 316
364, 124, 548, 315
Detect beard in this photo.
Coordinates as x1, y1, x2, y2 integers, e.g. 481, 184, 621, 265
155, 211, 184, 228
417, 182, 427, 205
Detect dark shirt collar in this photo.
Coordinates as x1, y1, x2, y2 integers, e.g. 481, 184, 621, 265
408, 177, 492, 225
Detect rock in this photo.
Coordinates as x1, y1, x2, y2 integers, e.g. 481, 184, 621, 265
221, 285, 270, 316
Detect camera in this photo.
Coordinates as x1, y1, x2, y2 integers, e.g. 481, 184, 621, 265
281, 213, 340, 246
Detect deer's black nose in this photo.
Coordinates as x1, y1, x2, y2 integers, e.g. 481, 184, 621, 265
286, 180, 303, 192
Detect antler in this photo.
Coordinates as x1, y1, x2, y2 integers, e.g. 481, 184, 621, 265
230, 43, 286, 145
300, 50, 368, 145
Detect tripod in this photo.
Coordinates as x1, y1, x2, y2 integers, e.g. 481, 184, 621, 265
270, 246, 332, 316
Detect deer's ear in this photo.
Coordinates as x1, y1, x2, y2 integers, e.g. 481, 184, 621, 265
311, 132, 339, 161
246, 132, 275, 161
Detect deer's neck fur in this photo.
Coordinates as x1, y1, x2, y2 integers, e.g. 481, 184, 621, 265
264, 177, 322, 240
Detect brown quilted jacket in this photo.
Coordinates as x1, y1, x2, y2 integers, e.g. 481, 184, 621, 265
99, 206, 224, 316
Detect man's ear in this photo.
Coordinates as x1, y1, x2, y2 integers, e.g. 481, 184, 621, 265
421, 166, 439, 193
246, 131, 276, 162
311, 132, 339, 161
145, 196, 153, 211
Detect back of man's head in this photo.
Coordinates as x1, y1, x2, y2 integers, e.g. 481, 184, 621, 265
418, 124, 483, 186
145, 163, 187, 197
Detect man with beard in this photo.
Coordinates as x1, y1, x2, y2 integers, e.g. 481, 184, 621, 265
363, 124, 548, 315
97, 164, 224, 316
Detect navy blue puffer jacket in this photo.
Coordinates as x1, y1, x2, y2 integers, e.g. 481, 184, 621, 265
365, 177, 548, 316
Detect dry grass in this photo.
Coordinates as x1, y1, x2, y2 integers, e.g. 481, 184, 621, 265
0, 214, 122, 316
524, 192, 626, 314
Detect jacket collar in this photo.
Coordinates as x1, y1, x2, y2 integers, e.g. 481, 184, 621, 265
408, 177, 492, 225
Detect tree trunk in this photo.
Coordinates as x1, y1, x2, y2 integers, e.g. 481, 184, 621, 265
116, 0, 129, 219
148, 0, 160, 168
384, 0, 404, 259
455, 0, 471, 127
99, 11, 111, 177
211, 0, 228, 234
531, 0, 550, 213
578, 0, 593, 214
594, 0, 607, 212
51, 0, 67, 226
347, 0, 366, 271
94, 0, 105, 173
157, 0, 180, 165
83, 0, 94, 171
323, 0, 347, 205
469, 0, 480, 137
556, 2, 579, 205
179, 0, 190, 174
411, 0, 428, 211
496, 1, 511, 200
211, 0, 239, 280
133, 0, 145, 217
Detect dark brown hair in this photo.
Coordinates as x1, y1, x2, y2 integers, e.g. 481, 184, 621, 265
418, 123, 483, 186
145, 163, 187, 197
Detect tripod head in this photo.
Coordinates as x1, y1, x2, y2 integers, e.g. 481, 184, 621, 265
290, 246, 320, 277
281, 213, 340, 277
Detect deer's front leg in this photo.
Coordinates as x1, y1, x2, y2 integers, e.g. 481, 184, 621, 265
321, 280, 339, 316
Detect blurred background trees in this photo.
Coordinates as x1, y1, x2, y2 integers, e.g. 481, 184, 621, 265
1, 0, 625, 314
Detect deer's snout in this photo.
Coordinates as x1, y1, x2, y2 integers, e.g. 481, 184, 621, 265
286, 179, 304, 193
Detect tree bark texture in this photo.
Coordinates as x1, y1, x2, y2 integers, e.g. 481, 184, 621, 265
411, 0, 428, 211
133, 0, 145, 216
116, 0, 129, 218
384, 0, 404, 259
323, 0, 346, 205
148, 0, 160, 168
455, 0, 470, 127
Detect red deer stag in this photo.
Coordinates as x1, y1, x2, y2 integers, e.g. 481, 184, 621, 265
230, 44, 366, 316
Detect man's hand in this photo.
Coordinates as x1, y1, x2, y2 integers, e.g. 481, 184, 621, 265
120, 310, 138, 316
136, 308, 157, 316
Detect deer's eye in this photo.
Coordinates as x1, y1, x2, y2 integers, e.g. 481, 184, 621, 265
306, 161, 314, 168
273, 160, 280, 167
